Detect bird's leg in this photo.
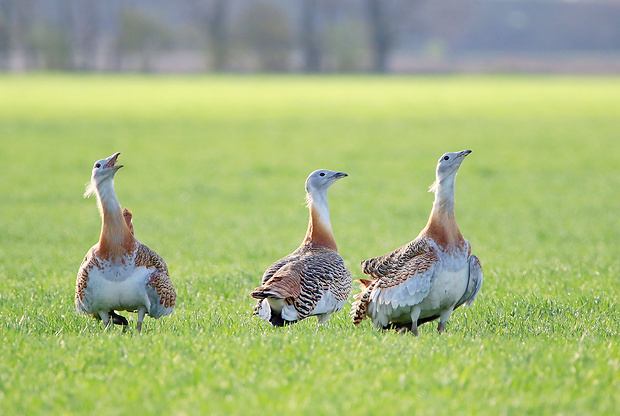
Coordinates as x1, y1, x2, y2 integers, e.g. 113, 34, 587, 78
410, 306, 421, 336
316, 312, 332, 325
136, 307, 147, 332
99, 311, 112, 331
437, 307, 454, 334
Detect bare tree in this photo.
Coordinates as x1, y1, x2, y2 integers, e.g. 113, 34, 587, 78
364, 0, 425, 73
189, 0, 230, 72
71, 0, 99, 71
0, 0, 10, 70
365, 0, 392, 73
207, 0, 229, 71
238, 1, 293, 72
4, 0, 36, 71
300, 0, 321, 72
117, 10, 174, 72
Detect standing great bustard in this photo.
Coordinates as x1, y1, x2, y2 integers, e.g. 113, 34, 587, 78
352, 150, 483, 335
75, 153, 176, 331
251, 169, 352, 326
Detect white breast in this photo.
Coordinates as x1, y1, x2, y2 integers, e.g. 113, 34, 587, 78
83, 261, 153, 313
310, 289, 345, 316
416, 245, 469, 318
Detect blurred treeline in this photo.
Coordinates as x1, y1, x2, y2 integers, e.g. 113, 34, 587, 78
1, 0, 619, 73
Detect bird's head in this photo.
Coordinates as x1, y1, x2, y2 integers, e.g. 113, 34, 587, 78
85, 152, 123, 197
305, 169, 348, 197
430, 149, 471, 192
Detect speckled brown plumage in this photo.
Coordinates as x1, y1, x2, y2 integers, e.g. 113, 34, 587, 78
252, 169, 351, 326
75, 247, 99, 303
351, 150, 483, 334
135, 242, 169, 274
351, 278, 380, 325
361, 237, 431, 278
147, 270, 176, 308
252, 253, 299, 315
374, 247, 439, 289
136, 242, 176, 308
76, 153, 176, 330
352, 247, 439, 326
252, 245, 351, 320
352, 237, 437, 327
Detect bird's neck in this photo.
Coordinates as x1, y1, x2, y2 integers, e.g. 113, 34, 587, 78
95, 178, 135, 260
301, 191, 338, 252
421, 175, 464, 250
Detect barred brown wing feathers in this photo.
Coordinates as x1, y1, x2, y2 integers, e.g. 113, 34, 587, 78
134, 242, 176, 310
352, 279, 380, 325
352, 250, 439, 325
134, 243, 168, 274
75, 246, 99, 307
251, 246, 351, 320
376, 250, 439, 289
361, 237, 430, 278
260, 252, 300, 285
146, 270, 176, 308
252, 253, 301, 313
251, 262, 302, 300
294, 247, 351, 319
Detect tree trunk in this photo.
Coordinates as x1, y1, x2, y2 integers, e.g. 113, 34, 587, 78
365, 0, 391, 73
206, 0, 229, 72
73, 0, 99, 71
300, 0, 321, 72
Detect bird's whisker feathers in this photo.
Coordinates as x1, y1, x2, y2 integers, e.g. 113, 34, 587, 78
84, 179, 97, 198
304, 192, 313, 208
428, 180, 439, 194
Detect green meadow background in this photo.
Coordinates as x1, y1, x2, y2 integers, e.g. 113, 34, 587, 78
1, 75, 619, 415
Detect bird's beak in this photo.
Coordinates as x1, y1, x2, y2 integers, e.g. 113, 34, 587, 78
332, 172, 348, 180
457, 150, 472, 158
104, 152, 123, 170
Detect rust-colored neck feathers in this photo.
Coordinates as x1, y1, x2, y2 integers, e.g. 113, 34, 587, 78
302, 203, 338, 252
421, 177, 465, 250
95, 179, 135, 260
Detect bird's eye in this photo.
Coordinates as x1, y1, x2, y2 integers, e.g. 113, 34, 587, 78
95, 163, 101, 168
319, 172, 325, 177
443, 156, 450, 161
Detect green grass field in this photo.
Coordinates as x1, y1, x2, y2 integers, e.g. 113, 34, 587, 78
1, 74, 619, 415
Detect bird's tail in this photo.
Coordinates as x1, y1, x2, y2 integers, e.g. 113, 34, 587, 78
123, 208, 134, 235
351, 279, 378, 326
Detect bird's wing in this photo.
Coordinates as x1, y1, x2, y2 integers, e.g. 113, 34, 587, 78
251, 248, 351, 320
251, 261, 302, 301
75, 246, 99, 312
134, 242, 176, 314
134, 242, 168, 274
456, 254, 483, 308
146, 270, 177, 313
293, 249, 351, 319
251, 252, 301, 314
260, 252, 300, 285
360, 236, 431, 278
352, 250, 440, 326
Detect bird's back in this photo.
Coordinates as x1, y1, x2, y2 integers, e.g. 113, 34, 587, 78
252, 245, 351, 321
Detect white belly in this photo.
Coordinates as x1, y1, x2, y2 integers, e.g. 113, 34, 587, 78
368, 250, 471, 328
262, 290, 345, 323
416, 266, 469, 318
83, 265, 152, 313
